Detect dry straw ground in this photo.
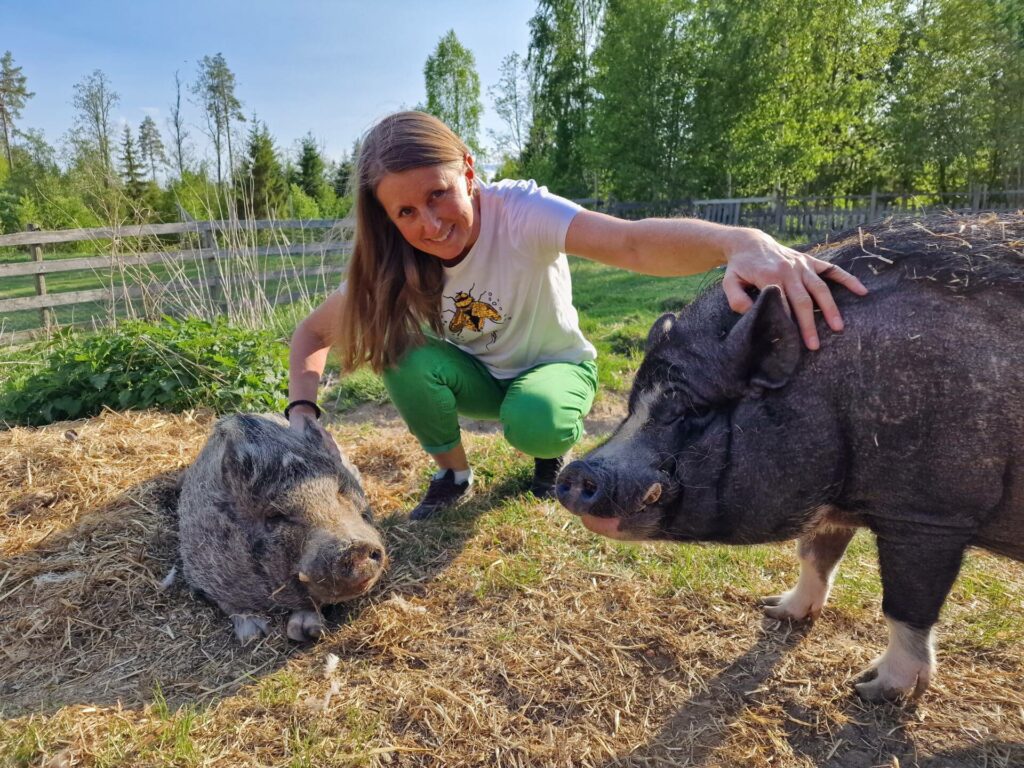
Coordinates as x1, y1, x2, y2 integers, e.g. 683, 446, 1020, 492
1, 406, 1022, 767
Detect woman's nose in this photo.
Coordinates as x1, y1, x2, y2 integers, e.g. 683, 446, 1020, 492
423, 208, 443, 235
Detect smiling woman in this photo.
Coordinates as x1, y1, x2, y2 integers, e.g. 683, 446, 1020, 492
284, 110, 866, 523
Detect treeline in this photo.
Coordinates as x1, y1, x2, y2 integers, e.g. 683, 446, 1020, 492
498, 0, 1024, 199
1, 0, 1021, 239
0, 54, 354, 240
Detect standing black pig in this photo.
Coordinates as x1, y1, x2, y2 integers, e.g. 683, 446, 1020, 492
557, 213, 1023, 701
178, 414, 386, 643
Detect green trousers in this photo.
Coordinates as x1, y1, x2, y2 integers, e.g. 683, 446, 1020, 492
381, 337, 598, 459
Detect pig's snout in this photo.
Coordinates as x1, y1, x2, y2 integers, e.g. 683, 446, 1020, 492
299, 538, 386, 601
556, 459, 665, 518
556, 460, 608, 515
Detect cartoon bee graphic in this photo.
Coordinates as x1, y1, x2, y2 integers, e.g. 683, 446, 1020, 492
446, 286, 504, 334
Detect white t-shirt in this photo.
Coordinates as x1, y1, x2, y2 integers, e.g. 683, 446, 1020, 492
439, 179, 597, 379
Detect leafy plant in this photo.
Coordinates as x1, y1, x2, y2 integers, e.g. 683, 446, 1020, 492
0, 316, 288, 426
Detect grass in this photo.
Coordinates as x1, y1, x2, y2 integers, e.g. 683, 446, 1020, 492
1, 260, 1022, 766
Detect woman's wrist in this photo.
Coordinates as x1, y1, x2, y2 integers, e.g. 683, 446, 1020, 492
285, 399, 322, 421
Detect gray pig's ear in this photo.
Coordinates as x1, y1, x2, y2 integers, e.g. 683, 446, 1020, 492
645, 313, 677, 352
724, 286, 801, 390
221, 442, 258, 493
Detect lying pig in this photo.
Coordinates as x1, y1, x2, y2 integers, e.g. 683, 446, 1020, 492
178, 414, 386, 643
557, 213, 1023, 701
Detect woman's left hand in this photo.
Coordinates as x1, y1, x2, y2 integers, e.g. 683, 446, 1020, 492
721, 228, 868, 350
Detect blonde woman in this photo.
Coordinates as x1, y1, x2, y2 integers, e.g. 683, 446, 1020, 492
287, 111, 865, 520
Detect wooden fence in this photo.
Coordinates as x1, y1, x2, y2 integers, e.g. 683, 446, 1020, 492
580, 187, 1024, 239
0, 218, 352, 346
2, 187, 1022, 345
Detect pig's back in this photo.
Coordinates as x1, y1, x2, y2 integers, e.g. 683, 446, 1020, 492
806, 216, 1024, 555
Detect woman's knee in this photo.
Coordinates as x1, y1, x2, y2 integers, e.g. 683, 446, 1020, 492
501, 395, 581, 459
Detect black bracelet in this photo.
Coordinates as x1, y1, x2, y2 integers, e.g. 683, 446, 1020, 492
284, 399, 322, 420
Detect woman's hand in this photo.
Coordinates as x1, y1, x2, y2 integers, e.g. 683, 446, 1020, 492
288, 409, 343, 460
721, 228, 868, 350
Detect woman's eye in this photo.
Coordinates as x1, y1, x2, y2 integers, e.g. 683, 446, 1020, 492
398, 207, 413, 218
431, 189, 446, 200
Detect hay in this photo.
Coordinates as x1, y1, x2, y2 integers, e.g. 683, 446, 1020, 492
2, 408, 1023, 767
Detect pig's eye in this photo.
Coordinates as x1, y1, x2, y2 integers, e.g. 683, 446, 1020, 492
360, 507, 374, 524
264, 512, 288, 531
656, 392, 689, 425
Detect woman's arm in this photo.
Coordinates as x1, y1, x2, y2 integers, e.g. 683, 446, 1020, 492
287, 288, 346, 427
564, 209, 867, 351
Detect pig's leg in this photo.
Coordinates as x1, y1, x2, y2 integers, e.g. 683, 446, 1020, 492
855, 534, 967, 702
231, 613, 271, 644
287, 609, 324, 642
762, 524, 855, 622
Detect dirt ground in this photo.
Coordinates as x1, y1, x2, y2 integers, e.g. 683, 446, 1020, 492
1, 407, 1022, 767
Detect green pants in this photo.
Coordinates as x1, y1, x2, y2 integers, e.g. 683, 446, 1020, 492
382, 337, 598, 459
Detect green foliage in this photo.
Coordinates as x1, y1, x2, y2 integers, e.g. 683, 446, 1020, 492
523, 0, 604, 197
287, 182, 321, 219
0, 317, 288, 427
423, 30, 483, 153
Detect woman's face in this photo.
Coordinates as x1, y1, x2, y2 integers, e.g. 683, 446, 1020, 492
375, 158, 480, 262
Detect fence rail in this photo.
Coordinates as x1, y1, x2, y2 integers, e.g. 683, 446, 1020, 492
2, 188, 1022, 346
581, 187, 1024, 239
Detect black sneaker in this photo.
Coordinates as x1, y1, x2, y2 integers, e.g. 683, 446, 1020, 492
530, 456, 565, 499
409, 470, 472, 521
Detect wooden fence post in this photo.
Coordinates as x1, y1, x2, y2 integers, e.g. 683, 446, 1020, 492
27, 223, 55, 331
869, 187, 878, 222
199, 222, 225, 315
774, 189, 785, 235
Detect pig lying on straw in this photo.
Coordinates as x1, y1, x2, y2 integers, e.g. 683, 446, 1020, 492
177, 414, 386, 643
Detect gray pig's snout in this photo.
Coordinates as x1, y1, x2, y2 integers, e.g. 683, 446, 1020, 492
556, 460, 606, 515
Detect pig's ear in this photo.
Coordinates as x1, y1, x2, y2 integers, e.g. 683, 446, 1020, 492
221, 441, 260, 494
645, 312, 677, 352
724, 286, 801, 390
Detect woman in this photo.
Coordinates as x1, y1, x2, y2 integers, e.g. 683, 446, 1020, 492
286, 111, 865, 520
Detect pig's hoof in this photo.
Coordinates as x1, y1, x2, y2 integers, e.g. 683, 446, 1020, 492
760, 592, 820, 622
231, 613, 270, 644
287, 610, 324, 643
853, 660, 931, 702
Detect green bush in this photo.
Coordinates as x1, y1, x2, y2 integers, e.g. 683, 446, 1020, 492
0, 317, 288, 427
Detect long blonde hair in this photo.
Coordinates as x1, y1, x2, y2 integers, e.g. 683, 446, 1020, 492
336, 111, 471, 373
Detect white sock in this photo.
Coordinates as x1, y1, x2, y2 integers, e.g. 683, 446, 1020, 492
435, 467, 473, 486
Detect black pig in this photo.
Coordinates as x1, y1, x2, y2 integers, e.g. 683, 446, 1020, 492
557, 213, 1023, 701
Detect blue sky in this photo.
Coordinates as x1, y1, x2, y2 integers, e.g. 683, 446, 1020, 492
4, 0, 537, 168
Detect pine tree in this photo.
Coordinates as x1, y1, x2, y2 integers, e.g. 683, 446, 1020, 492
138, 115, 167, 182
236, 120, 286, 219
297, 133, 328, 202
0, 51, 34, 171
119, 124, 147, 204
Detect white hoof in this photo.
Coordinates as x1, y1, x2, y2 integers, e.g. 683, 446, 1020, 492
287, 609, 324, 642
761, 588, 823, 622
855, 618, 934, 702
231, 614, 270, 644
